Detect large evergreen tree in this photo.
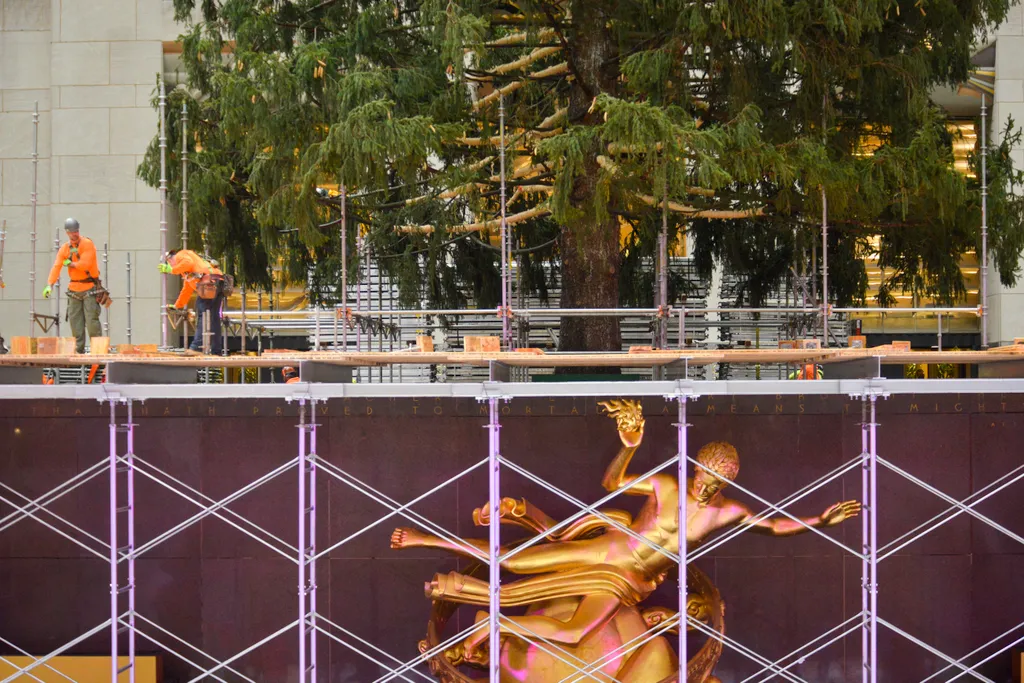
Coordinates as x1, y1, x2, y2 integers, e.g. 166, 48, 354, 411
143, 0, 1024, 351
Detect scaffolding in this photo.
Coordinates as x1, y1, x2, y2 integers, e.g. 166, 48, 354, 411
0, 377, 1021, 682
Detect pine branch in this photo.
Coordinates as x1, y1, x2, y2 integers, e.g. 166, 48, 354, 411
399, 205, 551, 233
473, 63, 569, 110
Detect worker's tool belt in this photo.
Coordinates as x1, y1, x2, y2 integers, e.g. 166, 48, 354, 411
66, 277, 112, 307
196, 273, 233, 300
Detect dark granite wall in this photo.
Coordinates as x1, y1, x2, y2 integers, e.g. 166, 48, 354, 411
0, 394, 1021, 682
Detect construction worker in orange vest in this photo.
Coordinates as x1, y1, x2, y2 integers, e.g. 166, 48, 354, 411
159, 249, 225, 354
43, 218, 105, 353
282, 367, 300, 384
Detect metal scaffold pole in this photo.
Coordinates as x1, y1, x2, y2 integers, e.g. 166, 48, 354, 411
181, 102, 189, 251
980, 94, 989, 348
861, 394, 879, 683
110, 399, 137, 683
29, 102, 39, 336
126, 254, 133, 345
675, 394, 689, 676
499, 94, 510, 350
297, 399, 318, 681
341, 183, 348, 352
159, 77, 169, 348
487, 395, 502, 683
659, 173, 669, 349
52, 226, 61, 336
822, 187, 828, 346
103, 243, 110, 336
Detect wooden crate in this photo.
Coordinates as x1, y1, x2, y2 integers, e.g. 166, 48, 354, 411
848, 335, 867, 348
778, 340, 796, 350
628, 346, 654, 354
515, 347, 545, 355
56, 337, 77, 355
464, 336, 500, 352
796, 339, 821, 350
892, 340, 912, 351
89, 337, 110, 355
415, 335, 434, 352
10, 337, 36, 355
36, 337, 59, 355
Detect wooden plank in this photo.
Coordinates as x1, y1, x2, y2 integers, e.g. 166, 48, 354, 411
0, 656, 158, 682
9, 337, 36, 355
89, 337, 110, 355
57, 337, 77, 355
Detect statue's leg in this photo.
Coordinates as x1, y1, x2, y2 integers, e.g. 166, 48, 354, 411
392, 528, 606, 573
464, 594, 620, 657
615, 637, 677, 682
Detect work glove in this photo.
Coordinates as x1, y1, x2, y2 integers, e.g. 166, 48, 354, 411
42, 285, 52, 299
63, 258, 71, 266
158, 263, 173, 274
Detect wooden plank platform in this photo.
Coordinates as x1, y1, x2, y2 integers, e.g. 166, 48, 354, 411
1, 346, 1022, 370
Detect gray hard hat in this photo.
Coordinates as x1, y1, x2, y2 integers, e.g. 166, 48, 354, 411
64, 218, 80, 232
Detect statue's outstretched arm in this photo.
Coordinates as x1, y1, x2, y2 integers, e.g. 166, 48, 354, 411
729, 499, 862, 536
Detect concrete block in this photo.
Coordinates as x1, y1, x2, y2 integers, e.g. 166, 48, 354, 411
136, 0, 181, 41
0, 250, 35, 299
2, 158, 51, 205
59, 85, 136, 109
3, 0, 50, 30
58, 155, 136, 203
132, 250, 166, 298
996, 4, 1023, 37
110, 107, 157, 155
135, 84, 157, 108
60, 0, 135, 41
110, 202, 160, 251
49, 203, 111, 248
0, 111, 51, 159
995, 79, 1024, 103
997, 37, 1024, 80
50, 42, 109, 86
52, 108, 110, 156
135, 154, 159, 202
1, 30, 51, 90
3, 88, 51, 112
0, 206, 32, 251
110, 41, 162, 86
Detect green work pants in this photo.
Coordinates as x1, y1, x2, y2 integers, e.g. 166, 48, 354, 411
67, 291, 102, 354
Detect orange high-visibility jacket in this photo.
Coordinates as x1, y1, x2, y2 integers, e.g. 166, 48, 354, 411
47, 237, 100, 292
170, 250, 223, 309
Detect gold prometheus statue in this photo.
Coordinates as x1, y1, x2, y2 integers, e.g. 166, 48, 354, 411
391, 399, 861, 681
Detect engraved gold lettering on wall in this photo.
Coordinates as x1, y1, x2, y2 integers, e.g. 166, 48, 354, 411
434, 405, 444, 415
751, 404, 760, 414
253, 405, 260, 415
276, 406, 283, 416
501, 404, 510, 415
955, 403, 963, 412
366, 406, 373, 415
525, 405, 532, 415
910, 403, 919, 413
320, 404, 329, 415
776, 403, 784, 414
706, 403, 715, 414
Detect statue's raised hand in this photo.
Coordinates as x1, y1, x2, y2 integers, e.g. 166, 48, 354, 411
820, 500, 862, 526
598, 399, 645, 447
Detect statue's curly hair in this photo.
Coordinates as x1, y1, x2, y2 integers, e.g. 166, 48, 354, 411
696, 442, 739, 481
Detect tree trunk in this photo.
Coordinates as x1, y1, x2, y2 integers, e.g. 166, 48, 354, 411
557, 0, 620, 360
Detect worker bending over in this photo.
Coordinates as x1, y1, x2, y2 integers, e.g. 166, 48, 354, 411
44, 218, 109, 353
159, 249, 225, 354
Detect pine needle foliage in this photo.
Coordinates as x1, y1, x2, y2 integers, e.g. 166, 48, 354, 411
140, 0, 1024, 350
